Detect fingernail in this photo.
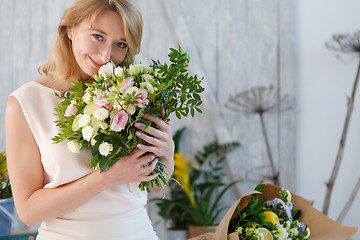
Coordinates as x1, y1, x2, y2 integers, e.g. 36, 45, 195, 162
135, 131, 141, 136
135, 123, 141, 128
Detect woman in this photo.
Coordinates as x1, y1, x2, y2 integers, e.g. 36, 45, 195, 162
5, 0, 174, 239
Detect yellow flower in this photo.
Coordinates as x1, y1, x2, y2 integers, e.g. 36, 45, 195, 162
173, 153, 196, 207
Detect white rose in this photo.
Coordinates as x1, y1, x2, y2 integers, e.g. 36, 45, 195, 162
78, 114, 91, 128
114, 67, 124, 78
84, 101, 97, 115
93, 108, 109, 121
82, 125, 94, 141
140, 82, 155, 94
129, 63, 144, 76
98, 62, 114, 78
68, 140, 82, 153
99, 142, 113, 156
82, 91, 93, 104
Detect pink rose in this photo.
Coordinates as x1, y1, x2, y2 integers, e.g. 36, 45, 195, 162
110, 110, 129, 132
120, 76, 134, 94
135, 89, 149, 108
64, 100, 78, 117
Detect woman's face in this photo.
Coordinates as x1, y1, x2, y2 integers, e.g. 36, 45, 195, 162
68, 10, 128, 79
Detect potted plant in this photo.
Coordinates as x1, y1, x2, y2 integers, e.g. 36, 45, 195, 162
151, 129, 241, 239
0, 151, 14, 236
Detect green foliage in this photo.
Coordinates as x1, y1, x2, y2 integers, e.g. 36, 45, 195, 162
0, 151, 12, 199
150, 46, 204, 120
151, 128, 241, 228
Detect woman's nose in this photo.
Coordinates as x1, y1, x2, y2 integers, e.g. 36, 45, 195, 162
98, 45, 112, 63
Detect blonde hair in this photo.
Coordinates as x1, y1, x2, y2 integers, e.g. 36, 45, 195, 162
39, 0, 143, 81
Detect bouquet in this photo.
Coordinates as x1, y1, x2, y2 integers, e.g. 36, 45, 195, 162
188, 183, 358, 240
228, 184, 310, 240
52, 46, 204, 192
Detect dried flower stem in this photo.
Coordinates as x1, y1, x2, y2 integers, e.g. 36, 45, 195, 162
322, 59, 360, 215
337, 177, 360, 223
259, 113, 279, 184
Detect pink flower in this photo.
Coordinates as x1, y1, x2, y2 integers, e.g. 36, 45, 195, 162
110, 110, 129, 132
64, 100, 78, 117
134, 89, 149, 108
94, 91, 110, 108
120, 76, 134, 94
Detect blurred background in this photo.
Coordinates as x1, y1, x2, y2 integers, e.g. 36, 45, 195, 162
0, 0, 359, 239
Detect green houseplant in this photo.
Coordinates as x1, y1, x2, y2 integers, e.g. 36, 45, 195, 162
0, 151, 14, 236
151, 129, 241, 238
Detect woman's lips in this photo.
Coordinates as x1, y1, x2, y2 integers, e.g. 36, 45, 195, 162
89, 56, 103, 68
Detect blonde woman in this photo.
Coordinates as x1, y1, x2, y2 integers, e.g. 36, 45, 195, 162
5, 0, 174, 239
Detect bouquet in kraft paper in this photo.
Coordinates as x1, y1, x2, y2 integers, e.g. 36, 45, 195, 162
188, 183, 358, 240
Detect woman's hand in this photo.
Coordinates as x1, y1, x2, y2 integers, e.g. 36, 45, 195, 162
134, 113, 175, 191
101, 149, 159, 188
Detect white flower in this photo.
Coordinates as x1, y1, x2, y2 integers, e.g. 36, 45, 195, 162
93, 108, 109, 121
91, 116, 108, 131
98, 62, 114, 78
124, 86, 140, 95
68, 140, 82, 153
82, 125, 94, 141
141, 73, 154, 82
303, 228, 310, 238
78, 114, 91, 128
72, 114, 90, 131
143, 66, 153, 74
91, 137, 97, 147
82, 91, 93, 104
140, 82, 155, 94
99, 142, 113, 156
129, 63, 144, 76
84, 102, 97, 115
99, 121, 108, 130
114, 66, 124, 78
125, 103, 136, 115
275, 223, 289, 240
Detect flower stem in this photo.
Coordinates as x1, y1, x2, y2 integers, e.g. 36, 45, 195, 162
322, 59, 360, 215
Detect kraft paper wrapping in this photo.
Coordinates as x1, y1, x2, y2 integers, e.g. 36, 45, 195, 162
188, 183, 358, 240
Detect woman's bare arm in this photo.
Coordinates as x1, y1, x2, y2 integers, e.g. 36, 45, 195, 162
6, 96, 157, 226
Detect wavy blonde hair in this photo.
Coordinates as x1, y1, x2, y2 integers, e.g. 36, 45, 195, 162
39, 0, 143, 81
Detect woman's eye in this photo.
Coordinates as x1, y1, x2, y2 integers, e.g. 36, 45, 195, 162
116, 42, 127, 48
93, 34, 103, 41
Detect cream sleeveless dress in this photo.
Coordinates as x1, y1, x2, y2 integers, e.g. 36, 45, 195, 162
10, 81, 159, 240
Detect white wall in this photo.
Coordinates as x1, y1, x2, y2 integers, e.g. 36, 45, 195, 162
296, 0, 360, 238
